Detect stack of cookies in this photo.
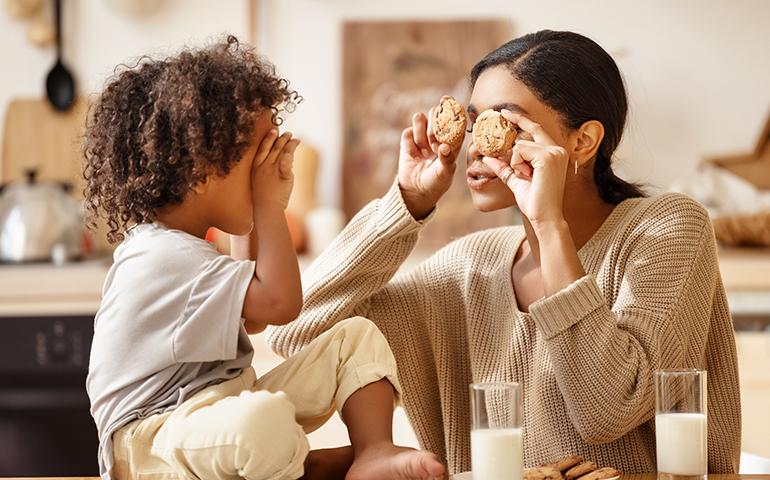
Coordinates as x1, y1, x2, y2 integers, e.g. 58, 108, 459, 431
524, 455, 620, 480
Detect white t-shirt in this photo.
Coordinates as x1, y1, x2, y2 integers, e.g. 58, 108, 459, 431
86, 223, 256, 479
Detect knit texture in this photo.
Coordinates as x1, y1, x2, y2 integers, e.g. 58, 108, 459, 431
268, 183, 741, 474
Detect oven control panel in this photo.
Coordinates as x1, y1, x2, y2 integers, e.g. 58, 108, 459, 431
0, 315, 93, 373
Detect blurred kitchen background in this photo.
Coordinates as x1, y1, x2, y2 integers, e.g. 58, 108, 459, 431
1, 0, 769, 476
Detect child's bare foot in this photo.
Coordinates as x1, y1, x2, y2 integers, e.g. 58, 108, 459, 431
301, 446, 354, 480
346, 444, 447, 480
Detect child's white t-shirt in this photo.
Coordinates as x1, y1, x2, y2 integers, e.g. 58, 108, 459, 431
86, 223, 256, 479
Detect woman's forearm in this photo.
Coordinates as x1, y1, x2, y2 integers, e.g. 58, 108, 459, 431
533, 219, 586, 297
267, 182, 426, 357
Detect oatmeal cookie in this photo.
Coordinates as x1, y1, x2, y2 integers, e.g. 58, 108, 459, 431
471, 109, 517, 157
431, 95, 467, 147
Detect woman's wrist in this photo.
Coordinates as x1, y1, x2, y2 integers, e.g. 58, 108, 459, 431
531, 217, 569, 239
532, 218, 587, 296
398, 185, 436, 221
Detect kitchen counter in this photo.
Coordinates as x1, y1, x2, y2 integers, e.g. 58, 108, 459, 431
718, 247, 770, 291
4, 474, 769, 479
1, 247, 768, 317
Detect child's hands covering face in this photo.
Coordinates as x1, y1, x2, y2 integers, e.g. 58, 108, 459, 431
251, 129, 301, 210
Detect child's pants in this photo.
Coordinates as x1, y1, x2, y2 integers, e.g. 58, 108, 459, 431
111, 317, 401, 480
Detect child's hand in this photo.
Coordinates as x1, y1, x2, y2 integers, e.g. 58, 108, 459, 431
251, 130, 301, 210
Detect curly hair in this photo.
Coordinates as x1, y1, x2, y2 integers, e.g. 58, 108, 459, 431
83, 35, 300, 243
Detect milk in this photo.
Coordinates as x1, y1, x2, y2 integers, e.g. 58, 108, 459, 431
655, 413, 707, 476
471, 427, 523, 480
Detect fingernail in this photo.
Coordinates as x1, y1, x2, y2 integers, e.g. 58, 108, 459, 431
421, 148, 429, 157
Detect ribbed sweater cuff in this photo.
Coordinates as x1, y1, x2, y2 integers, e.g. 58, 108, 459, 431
530, 275, 606, 339
375, 181, 435, 237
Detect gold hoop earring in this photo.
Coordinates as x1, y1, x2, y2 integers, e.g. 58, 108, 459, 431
574, 160, 579, 175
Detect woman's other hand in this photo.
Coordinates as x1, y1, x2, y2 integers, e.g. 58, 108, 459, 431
397, 110, 461, 220
481, 110, 570, 228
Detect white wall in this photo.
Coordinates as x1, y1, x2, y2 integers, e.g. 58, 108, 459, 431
3, 0, 769, 205
258, 0, 770, 206
0, 0, 249, 157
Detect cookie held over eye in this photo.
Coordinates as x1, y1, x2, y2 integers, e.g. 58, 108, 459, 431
472, 109, 517, 158
524, 466, 564, 480
431, 95, 467, 147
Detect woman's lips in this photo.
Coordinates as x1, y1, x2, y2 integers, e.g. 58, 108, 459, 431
466, 166, 498, 190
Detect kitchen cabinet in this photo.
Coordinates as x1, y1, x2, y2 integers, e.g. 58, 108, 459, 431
735, 332, 770, 458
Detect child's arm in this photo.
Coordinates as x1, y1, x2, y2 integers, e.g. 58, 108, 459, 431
232, 130, 302, 334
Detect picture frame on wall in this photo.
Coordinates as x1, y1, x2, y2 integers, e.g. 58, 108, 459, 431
342, 19, 517, 251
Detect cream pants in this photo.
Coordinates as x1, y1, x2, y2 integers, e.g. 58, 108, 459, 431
112, 317, 401, 480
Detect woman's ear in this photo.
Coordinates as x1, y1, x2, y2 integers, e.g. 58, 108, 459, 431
572, 120, 605, 167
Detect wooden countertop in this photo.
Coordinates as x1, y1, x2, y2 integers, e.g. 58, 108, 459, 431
718, 247, 770, 291
5, 475, 769, 479
0, 248, 769, 317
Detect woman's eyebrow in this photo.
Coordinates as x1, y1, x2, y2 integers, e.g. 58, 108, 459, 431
466, 102, 529, 115
492, 102, 529, 114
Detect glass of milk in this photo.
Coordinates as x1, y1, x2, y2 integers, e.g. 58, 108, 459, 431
655, 369, 707, 480
470, 382, 523, 480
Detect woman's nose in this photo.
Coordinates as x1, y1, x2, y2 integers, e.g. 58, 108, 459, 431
466, 141, 483, 165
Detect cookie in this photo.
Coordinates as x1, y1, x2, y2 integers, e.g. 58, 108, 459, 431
575, 467, 620, 480
544, 455, 584, 472
432, 95, 467, 147
471, 109, 517, 157
524, 466, 564, 480
564, 461, 597, 480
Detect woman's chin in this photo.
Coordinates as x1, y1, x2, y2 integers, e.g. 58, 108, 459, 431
469, 188, 516, 212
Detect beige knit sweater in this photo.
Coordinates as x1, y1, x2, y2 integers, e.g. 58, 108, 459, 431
268, 183, 741, 474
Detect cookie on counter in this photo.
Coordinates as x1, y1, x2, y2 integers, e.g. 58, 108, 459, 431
524, 466, 564, 480
432, 95, 467, 147
575, 467, 620, 480
564, 461, 597, 480
544, 455, 584, 473
471, 109, 517, 157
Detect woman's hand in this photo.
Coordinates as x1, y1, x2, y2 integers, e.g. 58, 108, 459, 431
397, 111, 461, 220
481, 111, 570, 228
251, 130, 301, 210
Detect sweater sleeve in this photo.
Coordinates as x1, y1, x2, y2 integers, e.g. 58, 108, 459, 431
529, 194, 720, 444
267, 182, 433, 358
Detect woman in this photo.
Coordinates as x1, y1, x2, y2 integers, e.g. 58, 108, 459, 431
269, 30, 741, 474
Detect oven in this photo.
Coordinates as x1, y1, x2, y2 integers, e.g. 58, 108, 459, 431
0, 314, 98, 476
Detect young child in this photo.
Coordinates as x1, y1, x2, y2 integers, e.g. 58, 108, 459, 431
84, 36, 447, 480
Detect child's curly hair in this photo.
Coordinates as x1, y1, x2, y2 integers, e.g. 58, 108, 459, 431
83, 35, 300, 243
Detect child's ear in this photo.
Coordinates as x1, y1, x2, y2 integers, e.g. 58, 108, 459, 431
192, 175, 210, 195
572, 120, 604, 168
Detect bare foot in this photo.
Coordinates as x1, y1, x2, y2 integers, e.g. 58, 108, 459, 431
301, 446, 355, 480
346, 444, 447, 480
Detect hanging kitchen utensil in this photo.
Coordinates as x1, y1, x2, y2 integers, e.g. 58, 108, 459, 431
45, 0, 75, 111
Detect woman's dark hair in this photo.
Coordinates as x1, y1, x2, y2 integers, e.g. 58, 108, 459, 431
471, 30, 645, 204
83, 35, 300, 243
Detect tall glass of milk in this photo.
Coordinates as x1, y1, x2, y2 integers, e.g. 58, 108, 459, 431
470, 382, 523, 480
655, 369, 707, 480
